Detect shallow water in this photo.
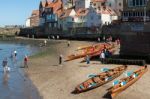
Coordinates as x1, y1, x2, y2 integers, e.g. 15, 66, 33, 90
0, 43, 42, 99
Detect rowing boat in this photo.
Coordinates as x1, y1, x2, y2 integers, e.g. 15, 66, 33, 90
80, 44, 115, 62
65, 43, 113, 61
77, 43, 111, 51
74, 65, 127, 93
108, 66, 148, 98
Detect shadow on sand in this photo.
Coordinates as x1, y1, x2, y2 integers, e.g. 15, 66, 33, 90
103, 92, 112, 99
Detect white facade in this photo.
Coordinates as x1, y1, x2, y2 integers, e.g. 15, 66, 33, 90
75, 7, 101, 28
101, 14, 112, 25
75, 0, 91, 10
25, 18, 31, 27
58, 9, 76, 30
101, 13, 118, 25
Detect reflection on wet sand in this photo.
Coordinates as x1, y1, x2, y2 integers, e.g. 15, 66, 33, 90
3, 72, 9, 85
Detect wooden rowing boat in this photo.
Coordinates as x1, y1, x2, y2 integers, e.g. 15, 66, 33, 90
65, 43, 113, 61
108, 66, 148, 98
74, 65, 127, 93
77, 43, 111, 51
80, 44, 115, 62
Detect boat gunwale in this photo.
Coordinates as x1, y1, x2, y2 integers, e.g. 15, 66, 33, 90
74, 65, 128, 93
109, 66, 148, 98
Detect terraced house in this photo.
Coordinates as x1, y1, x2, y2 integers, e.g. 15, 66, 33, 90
122, 0, 150, 22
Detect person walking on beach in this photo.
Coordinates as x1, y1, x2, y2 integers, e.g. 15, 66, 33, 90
100, 50, 105, 64
24, 55, 28, 68
2, 58, 8, 73
85, 55, 90, 64
44, 40, 47, 46
59, 54, 63, 65
67, 41, 70, 47
97, 37, 101, 42
103, 36, 106, 42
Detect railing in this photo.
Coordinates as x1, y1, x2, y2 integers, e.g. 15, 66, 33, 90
102, 58, 146, 65
122, 16, 150, 22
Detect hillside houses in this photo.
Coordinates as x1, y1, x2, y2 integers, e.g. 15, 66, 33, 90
26, 0, 119, 32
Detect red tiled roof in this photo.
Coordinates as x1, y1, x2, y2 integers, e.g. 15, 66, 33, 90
92, 0, 106, 2
46, 0, 63, 13
40, 0, 51, 7
59, 8, 73, 19
76, 8, 89, 16
98, 6, 117, 16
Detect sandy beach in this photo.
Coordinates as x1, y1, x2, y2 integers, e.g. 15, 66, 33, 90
24, 39, 150, 99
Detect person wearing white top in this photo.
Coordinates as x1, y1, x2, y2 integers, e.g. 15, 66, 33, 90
14, 50, 17, 57
100, 50, 105, 63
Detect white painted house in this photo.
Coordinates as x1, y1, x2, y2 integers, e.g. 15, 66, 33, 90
58, 8, 76, 30
25, 18, 31, 27
75, 0, 91, 10
98, 6, 118, 25
75, 7, 101, 28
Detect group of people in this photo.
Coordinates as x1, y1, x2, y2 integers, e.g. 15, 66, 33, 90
100, 48, 112, 63
2, 50, 29, 73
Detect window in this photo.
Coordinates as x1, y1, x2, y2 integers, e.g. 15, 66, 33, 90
98, 6, 100, 10
109, 3, 111, 7
119, 3, 121, 6
128, 0, 146, 7
93, 3, 96, 6
72, 18, 74, 21
128, 0, 133, 7
49, 23, 51, 28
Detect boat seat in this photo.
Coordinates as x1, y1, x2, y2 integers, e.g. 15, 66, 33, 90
79, 84, 85, 90
93, 77, 103, 83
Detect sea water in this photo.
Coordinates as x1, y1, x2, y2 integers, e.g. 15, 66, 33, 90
0, 43, 41, 99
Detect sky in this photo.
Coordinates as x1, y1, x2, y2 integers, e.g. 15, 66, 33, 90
0, 0, 41, 26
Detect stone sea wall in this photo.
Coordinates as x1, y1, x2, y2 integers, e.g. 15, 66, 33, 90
0, 28, 20, 35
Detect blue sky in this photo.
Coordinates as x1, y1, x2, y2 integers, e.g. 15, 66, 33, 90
0, 0, 41, 26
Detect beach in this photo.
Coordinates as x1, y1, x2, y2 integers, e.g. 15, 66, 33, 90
23, 39, 150, 99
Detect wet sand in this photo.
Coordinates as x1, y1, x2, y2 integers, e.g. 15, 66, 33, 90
24, 40, 150, 99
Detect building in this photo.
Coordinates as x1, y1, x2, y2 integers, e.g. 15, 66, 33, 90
122, 0, 150, 22
27, 10, 40, 27
63, 0, 75, 9
75, 7, 101, 28
25, 18, 31, 27
119, 0, 150, 59
91, 0, 106, 12
75, 0, 91, 10
58, 8, 76, 30
39, 0, 48, 26
106, 0, 123, 17
39, 0, 63, 29
99, 6, 118, 25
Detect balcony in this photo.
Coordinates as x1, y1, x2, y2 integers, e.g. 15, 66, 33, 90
122, 16, 150, 22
